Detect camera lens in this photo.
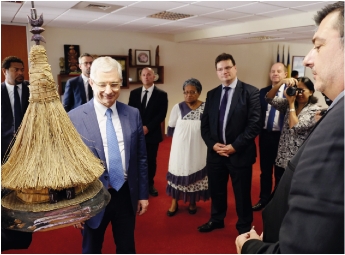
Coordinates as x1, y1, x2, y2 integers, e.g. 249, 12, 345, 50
286, 86, 297, 96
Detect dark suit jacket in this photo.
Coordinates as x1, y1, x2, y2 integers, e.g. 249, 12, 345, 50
128, 86, 168, 144
201, 80, 261, 167
63, 75, 87, 112
259, 86, 272, 129
242, 96, 344, 254
68, 99, 148, 229
1, 81, 30, 162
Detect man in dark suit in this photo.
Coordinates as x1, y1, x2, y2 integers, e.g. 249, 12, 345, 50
1, 56, 32, 251
63, 53, 94, 112
252, 62, 287, 211
236, 2, 344, 253
128, 67, 168, 197
69, 56, 149, 253
199, 53, 261, 234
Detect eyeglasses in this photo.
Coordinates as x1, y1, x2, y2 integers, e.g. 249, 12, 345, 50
80, 62, 93, 66
216, 66, 234, 72
183, 91, 198, 95
92, 80, 121, 91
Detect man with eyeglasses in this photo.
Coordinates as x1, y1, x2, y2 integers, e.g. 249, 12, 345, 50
199, 53, 261, 234
236, 1, 344, 253
128, 67, 168, 197
63, 53, 94, 112
68, 56, 149, 253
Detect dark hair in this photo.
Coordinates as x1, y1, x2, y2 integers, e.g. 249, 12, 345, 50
78, 53, 93, 63
182, 78, 202, 93
291, 70, 299, 78
297, 77, 318, 105
1, 56, 24, 69
314, 1, 344, 39
215, 53, 236, 69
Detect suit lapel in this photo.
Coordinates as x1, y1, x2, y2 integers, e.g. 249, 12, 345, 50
78, 76, 87, 103
81, 99, 106, 162
226, 80, 242, 123
145, 86, 157, 110
116, 101, 130, 170
21, 81, 30, 112
2, 82, 13, 115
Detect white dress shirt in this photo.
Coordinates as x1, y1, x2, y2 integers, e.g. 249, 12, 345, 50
141, 84, 155, 107
264, 85, 285, 131
5, 82, 22, 118
81, 74, 91, 101
93, 99, 127, 179
220, 78, 238, 144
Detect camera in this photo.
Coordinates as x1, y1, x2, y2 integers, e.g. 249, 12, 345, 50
286, 85, 303, 96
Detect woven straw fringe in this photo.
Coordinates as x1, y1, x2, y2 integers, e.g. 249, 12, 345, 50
1, 45, 105, 191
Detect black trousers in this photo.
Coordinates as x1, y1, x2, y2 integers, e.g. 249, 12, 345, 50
1, 228, 32, 252
259, 130, 284, 204
145, 142, 159, 187
81, 183, 136, 254
207, 160, 253, 234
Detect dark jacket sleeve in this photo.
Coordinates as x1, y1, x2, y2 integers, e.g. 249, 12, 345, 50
63, 78, 74, 112
231, 85, 261, 153
201, 90, 217, 149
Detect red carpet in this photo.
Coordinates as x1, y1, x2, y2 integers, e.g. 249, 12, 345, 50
3, 136, 263, 254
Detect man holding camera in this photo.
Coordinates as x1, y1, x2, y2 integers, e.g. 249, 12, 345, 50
252, 62, 287, 212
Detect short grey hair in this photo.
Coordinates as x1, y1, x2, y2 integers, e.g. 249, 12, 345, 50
78, 53, 93, 63
90, 56, 122, 80
182, 78, 202, 93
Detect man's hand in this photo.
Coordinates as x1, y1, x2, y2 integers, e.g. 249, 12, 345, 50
73, 222, 85, 230
235, 229, 261, 254
137, 200, 149, 215
143, 126, 149, 135
215, 144, 236, 157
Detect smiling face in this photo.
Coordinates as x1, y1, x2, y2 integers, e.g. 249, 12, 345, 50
216, 59, 237, 86
90, 69, 121, 108
270, 63, 287, 86
303, 11, 344, 100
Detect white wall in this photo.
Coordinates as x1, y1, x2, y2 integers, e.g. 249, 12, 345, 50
27, 26, 327, 130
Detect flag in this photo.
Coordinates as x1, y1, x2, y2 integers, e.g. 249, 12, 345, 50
287, 46, 291, 78
277, 45, 280, 62
282, 45, 285, 64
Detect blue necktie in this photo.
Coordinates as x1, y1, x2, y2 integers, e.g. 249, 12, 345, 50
218, 87, 231, 144
105, 108, 125, 191
14, 85, 23, 132
267, 86, 286, 131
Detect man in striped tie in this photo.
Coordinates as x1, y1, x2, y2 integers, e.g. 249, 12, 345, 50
69, 56, 149, 253
252, 62, 287, 212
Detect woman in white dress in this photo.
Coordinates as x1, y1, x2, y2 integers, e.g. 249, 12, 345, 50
166, 78, 209, 217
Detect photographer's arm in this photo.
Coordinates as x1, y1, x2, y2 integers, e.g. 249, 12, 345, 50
286, 92, 299, 129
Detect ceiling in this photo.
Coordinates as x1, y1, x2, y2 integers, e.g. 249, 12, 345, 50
1, 1, 336, 45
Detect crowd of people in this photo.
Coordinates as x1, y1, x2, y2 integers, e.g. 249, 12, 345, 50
1, 1, 343, 254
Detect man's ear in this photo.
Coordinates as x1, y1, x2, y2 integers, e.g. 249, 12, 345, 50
2, 68, 7, 76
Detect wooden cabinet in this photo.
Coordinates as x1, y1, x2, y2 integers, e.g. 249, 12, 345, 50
128, 65, 164, 85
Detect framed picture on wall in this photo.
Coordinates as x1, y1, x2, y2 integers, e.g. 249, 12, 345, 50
135, 50, 151, 66
292, 56, 305, 77
64, 45, 81, 74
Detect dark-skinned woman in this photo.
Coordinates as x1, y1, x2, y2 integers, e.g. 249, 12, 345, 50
166, 78, 209, 217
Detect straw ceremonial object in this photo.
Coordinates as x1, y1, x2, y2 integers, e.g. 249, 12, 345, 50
1, 3, 110, 232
